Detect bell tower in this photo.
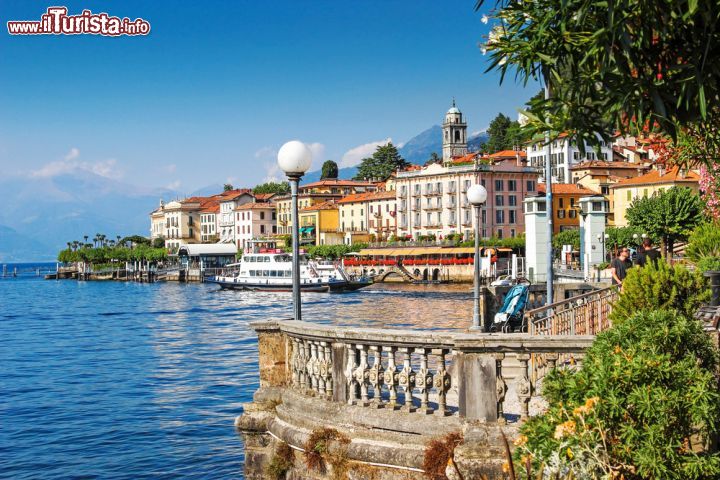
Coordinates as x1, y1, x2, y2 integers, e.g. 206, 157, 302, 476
442, 98, 468, 164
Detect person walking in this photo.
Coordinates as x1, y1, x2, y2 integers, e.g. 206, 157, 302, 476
610, 248, 630, 289
635, 238, 661, 267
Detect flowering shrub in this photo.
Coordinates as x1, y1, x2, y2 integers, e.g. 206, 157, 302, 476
699, 164, 720, 220
514, 309, 720, 479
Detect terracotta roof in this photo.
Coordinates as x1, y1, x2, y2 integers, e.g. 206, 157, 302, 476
537, 183, 600, 195
300, 200, 337, 212
180, 196, 208, 205
220, 189, 253, 201
201, 204, 219, 213
337, 190, 396, 204
488, 150, 527, 158
570, 160, 647, 170
235, 202, 276, 211
451, 153, 477, 164
253, 193, 276, 201
611, 166, 700, 188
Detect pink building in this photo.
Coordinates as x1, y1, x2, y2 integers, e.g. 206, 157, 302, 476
235, 202, 277, 252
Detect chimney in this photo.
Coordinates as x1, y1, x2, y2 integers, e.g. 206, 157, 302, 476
657, 164, 665, 176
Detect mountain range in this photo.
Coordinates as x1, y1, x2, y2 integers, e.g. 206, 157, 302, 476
0, 126, 487, 262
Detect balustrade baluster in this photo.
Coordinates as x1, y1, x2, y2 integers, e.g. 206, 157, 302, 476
515, 353, 532, 420
383, 346, 399, 410
316, 341, 326, 396
397, 347, 416, 412
300, 340, 309, 390
368, 345, 384, 407
494, 353, 507, 423
346, 344, 359, 405
415, 348, 433, 414
290, 337, 299, 388
323, 343, 333, 400
355, 344, 370, 406
432, 349, 450, 416
308, 341, 319, 393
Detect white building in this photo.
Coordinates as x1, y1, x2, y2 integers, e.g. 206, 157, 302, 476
217, 190, 254, 242
234, 202, 277, 252
526, 134, 614, 184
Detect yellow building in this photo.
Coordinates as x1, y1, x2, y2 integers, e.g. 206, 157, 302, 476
611, 166, 700, 226
298, 201, 343, 246
570, 161, 649, 224
337, 190, 397, 244
538, 183, 600, 233
275, 180, 377, 236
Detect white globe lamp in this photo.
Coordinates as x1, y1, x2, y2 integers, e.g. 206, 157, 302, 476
277, 141, 312, 176
466, 184, 488, 206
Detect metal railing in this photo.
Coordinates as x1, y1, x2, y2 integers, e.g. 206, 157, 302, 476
525, 286, 618, 336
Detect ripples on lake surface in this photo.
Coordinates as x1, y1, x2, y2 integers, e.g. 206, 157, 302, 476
0, 264, 473, 479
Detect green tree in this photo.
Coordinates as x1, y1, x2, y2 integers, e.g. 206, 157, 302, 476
320, 160, 339, 180
626, 187, 703, 259
515, 309, 720, 479
552, 228, 580, 251
253, 181, 290, 195
483, 113, 521, 153
223, 183, 234, 191
423, 152, 442, 167
120, 235, 151, 246
476, 0, 720, 163
353, 143, 409, 181
152, 237, 166, 249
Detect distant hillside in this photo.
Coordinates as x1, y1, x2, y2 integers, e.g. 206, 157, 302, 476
0, 171, 180, 260
0, 225, 55, 263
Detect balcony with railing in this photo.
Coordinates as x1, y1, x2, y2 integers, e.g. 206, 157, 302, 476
411, 189, 422, 197
425, 188, 442, 197
424, 203, 443, 211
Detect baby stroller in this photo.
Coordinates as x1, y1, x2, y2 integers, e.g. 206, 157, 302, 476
490, 283, 530, 333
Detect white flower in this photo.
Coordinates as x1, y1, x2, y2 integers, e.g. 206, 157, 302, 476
481, 14, 489, 24
481, 47, 488, 55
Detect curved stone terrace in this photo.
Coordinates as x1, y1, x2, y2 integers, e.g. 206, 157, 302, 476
237, 305, 598, 479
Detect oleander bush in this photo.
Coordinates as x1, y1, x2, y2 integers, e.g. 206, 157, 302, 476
610, 261, 708, 322
514, 309, 720, 479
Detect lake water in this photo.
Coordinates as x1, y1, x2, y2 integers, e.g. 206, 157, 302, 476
0, 263, 473, 479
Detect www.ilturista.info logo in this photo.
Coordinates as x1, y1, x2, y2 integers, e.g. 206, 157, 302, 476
7, 7, 150, 36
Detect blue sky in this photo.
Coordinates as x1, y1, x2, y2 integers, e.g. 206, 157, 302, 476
0, 0, 535, 193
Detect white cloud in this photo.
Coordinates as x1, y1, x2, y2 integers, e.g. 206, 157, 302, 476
255, 142, 326, 180
166, 180, 181, 190
162, 164, 177, 174
340, 138, 392, 168
305, 142, 326, 170
64, 147, 80, 161
30, 148, 123, 180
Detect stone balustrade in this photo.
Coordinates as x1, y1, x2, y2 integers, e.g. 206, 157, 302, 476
251, 319, 593, 423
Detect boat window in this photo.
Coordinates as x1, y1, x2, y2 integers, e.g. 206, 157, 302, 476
270, 271, 277, 277
263, 270, 270, 276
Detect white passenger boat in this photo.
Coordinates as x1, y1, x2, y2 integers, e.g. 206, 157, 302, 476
208, 243, 371, 293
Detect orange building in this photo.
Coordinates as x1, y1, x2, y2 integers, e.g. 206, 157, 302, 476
537, 183, 600, 233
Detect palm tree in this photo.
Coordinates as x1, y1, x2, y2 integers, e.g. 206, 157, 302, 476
84, 235, 89, 245
66, 242, 72, 251
100, 234, 107, 247
94, 234, 100, 248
